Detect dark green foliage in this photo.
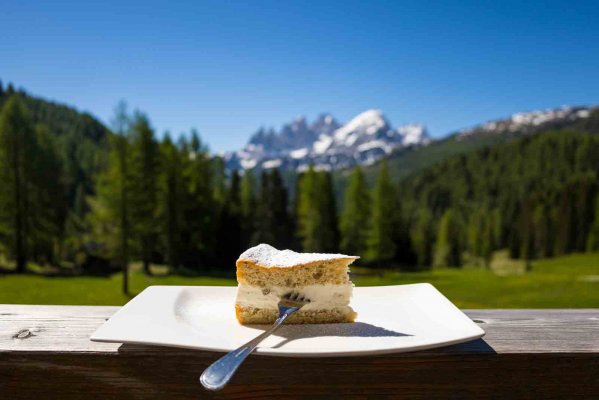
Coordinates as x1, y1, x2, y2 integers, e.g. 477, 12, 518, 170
215, 171, 243, 268
89, 101, 132, 293
410, 208, 433, 268
253, 169, 293, 249
480, 209, 499, 267
400, 131, 599, 266
297, 166, 319, 251
467, 210, 483, 259
0, 97, 68, 271
318, 171, 340, 252
518, 198, 535, 264
366, 160, 397, 264
211, 156, 227, 206
159, 134, 185, 272
30, 125, 68, 264
179, 132, 215, 269
434, 209, 463, 267
356, 133, 508, 186
297, 167, 339, 252
466, 208, 497, 266
340, 167, 370, 255
553, 175, 597, 256
129, 113, 160, 275
587, 197, 599, 251
0, 85, 109, 211
240, 170, 256, 249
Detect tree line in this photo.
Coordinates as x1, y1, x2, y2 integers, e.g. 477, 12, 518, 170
2, 92, 599, 292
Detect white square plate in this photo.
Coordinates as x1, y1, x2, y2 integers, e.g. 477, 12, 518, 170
91, 284, 484, 357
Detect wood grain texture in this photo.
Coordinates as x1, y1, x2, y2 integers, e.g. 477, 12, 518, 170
1, 305, 598, 399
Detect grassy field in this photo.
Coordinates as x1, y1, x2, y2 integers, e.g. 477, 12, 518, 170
0, 252, 598, 308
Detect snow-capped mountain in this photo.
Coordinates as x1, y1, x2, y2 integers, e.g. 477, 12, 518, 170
456, 106, 594, 140
225, 110, 430, 172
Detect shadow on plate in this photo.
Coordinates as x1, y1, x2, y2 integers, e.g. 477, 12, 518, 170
243, 322, 411, 349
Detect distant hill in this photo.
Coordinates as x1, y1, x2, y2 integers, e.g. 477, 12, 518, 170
357, 105, 599, 186
321, 105, 599, 211
0, 80, 110, 205
0, 83, 109, 143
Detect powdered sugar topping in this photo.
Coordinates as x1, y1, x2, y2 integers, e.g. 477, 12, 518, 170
238, 243, 358, 268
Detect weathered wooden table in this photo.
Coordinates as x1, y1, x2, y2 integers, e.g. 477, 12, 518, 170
0, 306, 597, 399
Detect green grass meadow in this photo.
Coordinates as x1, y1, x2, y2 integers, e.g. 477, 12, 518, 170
1, 252, 598, 308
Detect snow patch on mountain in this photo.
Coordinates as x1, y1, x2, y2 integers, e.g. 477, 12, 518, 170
399, 123, 431, 146
457, 106, 593, 140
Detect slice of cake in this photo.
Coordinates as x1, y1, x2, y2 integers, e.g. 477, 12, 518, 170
235, 243, 358, 324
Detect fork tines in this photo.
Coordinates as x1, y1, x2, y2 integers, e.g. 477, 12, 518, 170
281, 291, 310, 305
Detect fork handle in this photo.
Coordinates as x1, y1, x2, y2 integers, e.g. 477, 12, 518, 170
200, 306, 298, 391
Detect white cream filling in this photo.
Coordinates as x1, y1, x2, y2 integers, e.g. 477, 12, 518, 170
235, 283, 353, 311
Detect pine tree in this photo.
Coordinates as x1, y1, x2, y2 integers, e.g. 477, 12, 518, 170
340, 166, 370, 255
180, 131, 214, 269
491, 208, 502, 252
574, 176, 597, 251
317, 171, 339, 252
532, 204, 550, 259
89, 101, 132, 294
433, 209, 463, 267
586, 196, 599, 252
296, 167, 339, 252
519, 198, 535, 268
366, 160, 396, 264
252, 171, 273, 246
159, 134, 184, 272
508, 214, 521, 259
65, 184, 88, 253
555, 184, 576, 255
297, 166, 320, 251
410, 208, 433, 268
253, 169, 292, 249
467, 211, 482, 259
479, 211, 495, 268
129, 112, 160, 275
240, 170, 256, 248
211, 156, 227, 206
215, 170, 242, 268
0, 96, 41, 272
240, 170, 256, 218
30, 124, 67, 264
271, 169, 293, 249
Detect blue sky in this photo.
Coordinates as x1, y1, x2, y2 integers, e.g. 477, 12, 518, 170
2, 0, 598, 152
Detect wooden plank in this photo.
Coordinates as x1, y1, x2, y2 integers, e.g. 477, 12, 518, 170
1, 305, 597, 354
1, 305, 598, 399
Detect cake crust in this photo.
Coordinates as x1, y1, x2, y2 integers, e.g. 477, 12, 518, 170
236, 304, 357, 324
237, 259, 352, 287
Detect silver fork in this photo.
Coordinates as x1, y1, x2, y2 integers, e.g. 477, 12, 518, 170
199, 292, 310, 391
